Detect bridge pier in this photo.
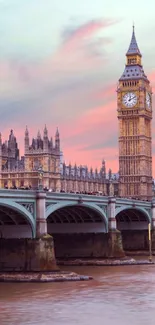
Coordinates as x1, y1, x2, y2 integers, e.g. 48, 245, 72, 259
0, 237, 58, 272
30, 191, 58, 271
108, 197, 117, 230
36, 191, 47, 237
108, 197, 125, 257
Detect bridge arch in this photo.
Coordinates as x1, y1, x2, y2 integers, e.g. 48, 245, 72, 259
0, 199, 35, 238
46, 201, 108, 231
115, 206, 151, 230
46, 201, 108, 258
115, 206, 151, 251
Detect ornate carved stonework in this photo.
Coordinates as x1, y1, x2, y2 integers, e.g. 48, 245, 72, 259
46, 202, 56, 208
18, 202, 34, 216
100, 206, 107, 214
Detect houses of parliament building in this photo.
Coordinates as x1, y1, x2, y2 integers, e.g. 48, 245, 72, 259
0, 27, 153, 200
0, 127, 116, 196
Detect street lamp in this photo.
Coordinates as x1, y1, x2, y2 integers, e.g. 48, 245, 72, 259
148, 223, 152, 262
38, 166, 44, 190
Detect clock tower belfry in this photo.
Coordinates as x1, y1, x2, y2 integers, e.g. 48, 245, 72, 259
117, 26, 152, 200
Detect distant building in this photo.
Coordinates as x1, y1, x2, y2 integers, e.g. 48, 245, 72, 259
0, 128, 117, 196
61, 160, 113, 195
0, 127, 61, 191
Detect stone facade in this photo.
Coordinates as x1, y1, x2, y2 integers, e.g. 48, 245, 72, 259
61, 161, 119, 196
0, 128, 118, 196
117, 27, 153, 200
0, 127, 61, 191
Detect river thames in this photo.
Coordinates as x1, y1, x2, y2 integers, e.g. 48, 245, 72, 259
0, 264, 155, 325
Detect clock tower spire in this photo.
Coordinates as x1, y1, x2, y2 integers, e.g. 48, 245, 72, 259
126, 24, 141, 57
117, 27, 152, 200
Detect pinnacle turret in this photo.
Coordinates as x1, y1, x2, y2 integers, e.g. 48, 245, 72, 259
25, 126, 29, 137
50, 136, 53, 149
37, 130, 41, 139
55, 127, 59, 138
43, 125, 48, 152
24, 126, 29, 154
9, 129, 15, 141
55, 127, 60, 151
44, 125, 48, 137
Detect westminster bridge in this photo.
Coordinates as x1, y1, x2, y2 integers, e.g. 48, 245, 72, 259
0, 189, 155, 271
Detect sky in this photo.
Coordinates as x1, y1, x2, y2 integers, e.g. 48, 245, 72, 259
1, 0, 155, 174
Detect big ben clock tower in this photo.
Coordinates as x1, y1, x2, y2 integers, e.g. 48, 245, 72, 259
117, 26, 152, 200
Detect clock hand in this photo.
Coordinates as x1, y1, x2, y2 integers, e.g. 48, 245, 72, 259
128, 96, 136, 101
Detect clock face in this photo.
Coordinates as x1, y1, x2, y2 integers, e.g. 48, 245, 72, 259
146, 92, 151, 109
122, 92, 137, 108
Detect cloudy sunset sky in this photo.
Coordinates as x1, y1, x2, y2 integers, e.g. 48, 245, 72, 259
1, 0, 155, 174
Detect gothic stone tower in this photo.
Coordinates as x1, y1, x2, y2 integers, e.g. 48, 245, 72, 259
117, 27, 152, 200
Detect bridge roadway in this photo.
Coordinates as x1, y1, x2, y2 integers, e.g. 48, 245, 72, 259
0, 188, 154, 238
0, 189, 155, 270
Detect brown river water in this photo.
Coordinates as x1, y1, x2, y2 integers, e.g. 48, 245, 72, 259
0, 264, 155, 325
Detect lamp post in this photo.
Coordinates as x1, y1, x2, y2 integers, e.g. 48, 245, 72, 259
148, 223, 152, 262
38, 166, 44, 190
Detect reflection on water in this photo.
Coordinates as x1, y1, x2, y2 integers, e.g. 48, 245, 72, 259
1, 265, 155, 325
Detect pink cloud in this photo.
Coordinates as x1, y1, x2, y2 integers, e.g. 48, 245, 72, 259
58, 97, 117, 172
0, 18, 119, 103
94, 84, 116, 101
60, 19, 114, 51
64, 144, 118, 172
44, 19, 116, 73
59, 99, 116, 141
0, 19, 115, 97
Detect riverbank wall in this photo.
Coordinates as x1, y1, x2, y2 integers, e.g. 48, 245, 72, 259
0, 231, 124, 271
2, 230, 155, 272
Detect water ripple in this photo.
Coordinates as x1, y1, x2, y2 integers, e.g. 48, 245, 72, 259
1, 265, 155, 325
